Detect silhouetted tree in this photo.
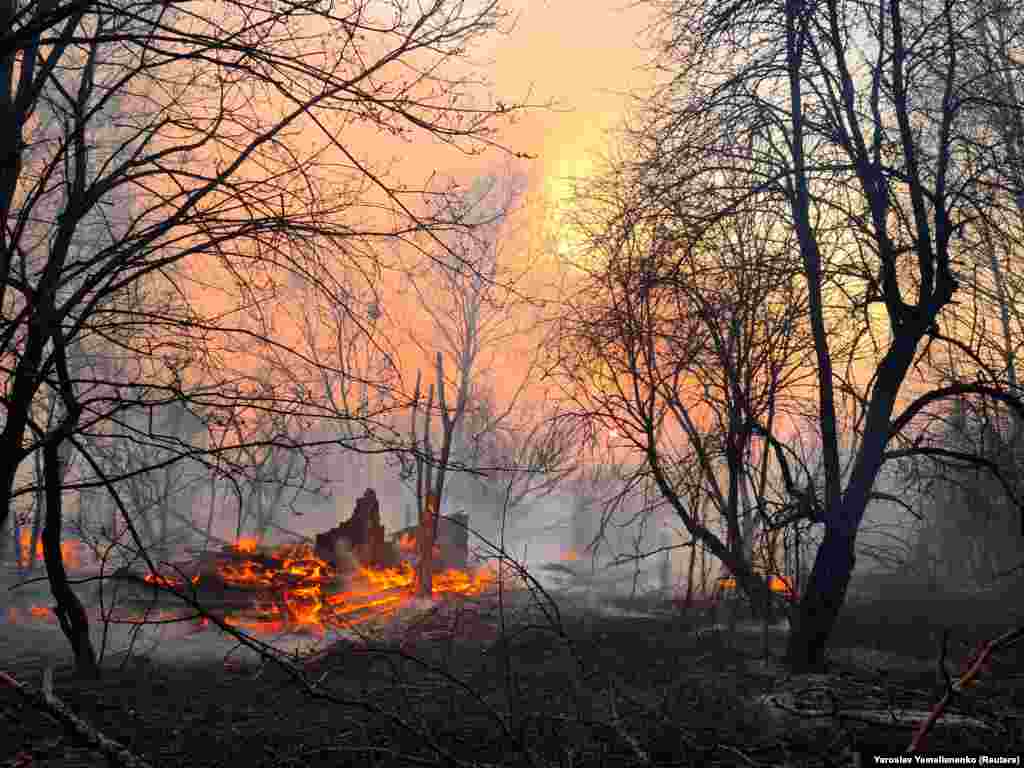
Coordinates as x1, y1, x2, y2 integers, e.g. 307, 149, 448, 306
631, 0, 1024, 669
551, 162, 816, 623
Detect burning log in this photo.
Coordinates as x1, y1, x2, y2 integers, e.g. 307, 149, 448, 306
75, 514, 492, 636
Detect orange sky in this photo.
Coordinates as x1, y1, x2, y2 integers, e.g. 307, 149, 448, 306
161, 0, 658, 416
292, 0, 660, 411
362, 0, 658, 243
489, 0, 655, 189
410, 0, 657, 401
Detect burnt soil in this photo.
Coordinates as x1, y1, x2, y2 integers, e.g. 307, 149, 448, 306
2, 581, 1023, 768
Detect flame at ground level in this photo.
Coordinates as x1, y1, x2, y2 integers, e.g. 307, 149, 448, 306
717, 574, 795, 596
5, 540, 500, 637
15, 530, 84, 570
184, 541, 500, 635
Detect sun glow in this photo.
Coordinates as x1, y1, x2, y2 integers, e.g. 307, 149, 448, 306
544, 146, 599, 269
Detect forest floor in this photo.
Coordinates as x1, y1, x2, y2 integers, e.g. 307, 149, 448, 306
2, 576, 1023, 768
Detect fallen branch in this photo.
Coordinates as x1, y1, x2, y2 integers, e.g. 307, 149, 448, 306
0, 667, 154, 768
908, 625, 1024, 753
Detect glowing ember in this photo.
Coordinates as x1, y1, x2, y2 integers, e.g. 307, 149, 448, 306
359, 562, 416, 590
432, 566, 496, 595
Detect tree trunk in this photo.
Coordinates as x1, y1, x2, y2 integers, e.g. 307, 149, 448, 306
659, 530, 672, 593
417, 494, 436, 598
20, 448, 48, 577
4, 512, 14, 567
25, 510, 42, 577
783, 525, 856, 671
42, 441, 99, 679
684, 540, 696, 608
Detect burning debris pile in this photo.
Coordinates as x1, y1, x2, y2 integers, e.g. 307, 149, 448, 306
5, 492, 494, 638
312, 490, 468, 571
104, 501, 487, 635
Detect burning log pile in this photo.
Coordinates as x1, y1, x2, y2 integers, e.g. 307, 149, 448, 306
7, 490, 489, 637
103, 502, 481, 634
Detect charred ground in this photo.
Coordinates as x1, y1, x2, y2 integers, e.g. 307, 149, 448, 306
2, 578, 1023, 768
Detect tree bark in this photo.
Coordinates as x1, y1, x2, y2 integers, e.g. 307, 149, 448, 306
684, 540, 696, 608
784, 524, 856, 670
42, 440, 99, 679
417, 494, 436, 598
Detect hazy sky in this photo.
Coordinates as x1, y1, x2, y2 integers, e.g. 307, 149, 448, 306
368, 0, 658, 234
486, 0, 656, 200
303, 0, 660, 408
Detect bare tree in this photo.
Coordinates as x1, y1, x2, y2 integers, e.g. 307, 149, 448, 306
1, 0, 537, 674
634, 0, 1024, 669
74, 395, 206, 560
400, 172, 547, 593
551, 160, 816, 622
408, 353, 465, 596
906, 394, 1024, 588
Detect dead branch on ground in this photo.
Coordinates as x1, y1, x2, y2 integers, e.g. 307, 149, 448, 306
908, 625, 1024, 752
0, 666, 155, 768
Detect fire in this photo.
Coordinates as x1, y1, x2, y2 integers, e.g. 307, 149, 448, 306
16, 530, 83, 570
210, 542, 497, 633
359, 562, 415, 589
208, 541, 495, 634
718, 574, 794, 594
432, 565, 496, 595
143, 573, 199, 588
6, 536, 499, 636
6, 605, 55, 624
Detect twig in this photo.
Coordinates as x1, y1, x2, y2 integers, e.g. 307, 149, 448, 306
0, 669, 155, 768
908, 625, 1024, 753
606, 679, 651, 765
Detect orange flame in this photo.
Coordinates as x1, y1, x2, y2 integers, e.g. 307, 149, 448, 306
359, 562, 416, 590
432, 566, 496, 595
17, 530, 83, 569
718, 575, 794, 594
143, 573, 200, 588
6, 605, 56, 624
205, 540, 496, 633
8, 536, 499, 635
